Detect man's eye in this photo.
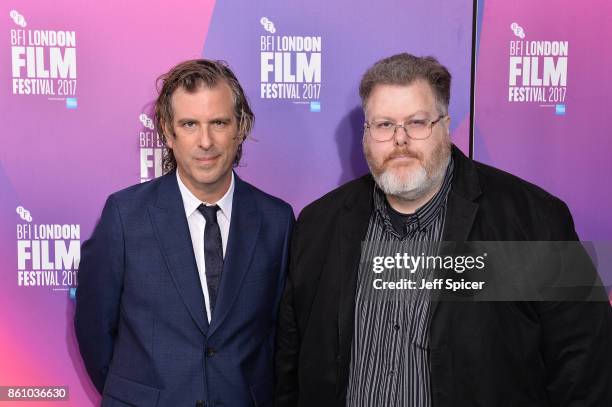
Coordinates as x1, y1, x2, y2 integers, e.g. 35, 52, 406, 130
374, 121, 395, 129
407, 120, 427, 128
212, 120, 227, 128
182, 121, 196, 129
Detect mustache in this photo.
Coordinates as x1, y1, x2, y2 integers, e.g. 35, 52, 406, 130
384, 149, 422, 163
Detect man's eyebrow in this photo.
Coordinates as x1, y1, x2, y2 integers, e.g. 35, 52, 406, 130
369, 115, 395, 122
206, 116, 233, 123
370, 111, 431, 121
176, 117, 199, 124
406, 111, 430, 119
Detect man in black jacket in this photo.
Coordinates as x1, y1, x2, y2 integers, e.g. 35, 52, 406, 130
275, 53, 612, 406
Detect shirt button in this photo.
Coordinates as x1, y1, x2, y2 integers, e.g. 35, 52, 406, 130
389, 370, 395, 376
393, 324, 400, 331
206, 347, 216, 357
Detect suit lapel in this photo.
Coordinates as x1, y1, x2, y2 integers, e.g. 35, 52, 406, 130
337, 177, 373, 392
442, 146, 482, 241
443, 191, 479, 241
148, 171, 209, 335
207, 175, 261, 337
430, 146, 482, 319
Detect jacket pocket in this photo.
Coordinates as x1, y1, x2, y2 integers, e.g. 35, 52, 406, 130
103, 372, 160, 407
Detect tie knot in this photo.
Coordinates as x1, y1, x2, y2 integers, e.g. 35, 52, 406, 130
197, 204, 220, 223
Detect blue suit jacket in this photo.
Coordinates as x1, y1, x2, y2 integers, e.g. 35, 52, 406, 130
75, 171, 294, 406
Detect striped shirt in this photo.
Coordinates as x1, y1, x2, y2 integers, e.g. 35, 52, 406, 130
346, 158, 454, 407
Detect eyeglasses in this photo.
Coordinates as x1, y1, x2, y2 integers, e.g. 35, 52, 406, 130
364, 115, 447, 142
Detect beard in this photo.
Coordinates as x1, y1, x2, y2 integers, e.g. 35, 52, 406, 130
365, 136, 451, 201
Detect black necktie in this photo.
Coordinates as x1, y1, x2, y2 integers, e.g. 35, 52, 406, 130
197, 204, 223, 317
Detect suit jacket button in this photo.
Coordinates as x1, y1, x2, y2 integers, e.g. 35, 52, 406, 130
195, 401, 205, 407
206, 347, 216, 357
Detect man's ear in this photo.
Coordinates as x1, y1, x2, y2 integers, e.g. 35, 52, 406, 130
444, 115, 451, 133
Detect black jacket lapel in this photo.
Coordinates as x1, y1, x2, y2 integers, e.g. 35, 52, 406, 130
442, 146, 482, 242
430, 146, 482, 318
337, 176, 373, 397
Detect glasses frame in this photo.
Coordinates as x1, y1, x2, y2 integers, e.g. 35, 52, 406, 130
364, 114, 447, 142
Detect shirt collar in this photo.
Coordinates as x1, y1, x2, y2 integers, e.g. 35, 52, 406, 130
176, 170, 235, 223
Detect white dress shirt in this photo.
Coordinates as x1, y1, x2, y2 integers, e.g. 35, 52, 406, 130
176, 170, 234, 322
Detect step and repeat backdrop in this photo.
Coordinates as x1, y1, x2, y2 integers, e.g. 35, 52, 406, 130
473, 0, 612, 299
0, 0, 609, 405
474, 0, 612, 242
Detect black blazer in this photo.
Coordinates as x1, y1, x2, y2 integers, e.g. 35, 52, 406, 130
275, 146, 612, 407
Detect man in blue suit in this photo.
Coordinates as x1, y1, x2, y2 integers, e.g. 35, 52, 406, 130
75, 59, 294, 407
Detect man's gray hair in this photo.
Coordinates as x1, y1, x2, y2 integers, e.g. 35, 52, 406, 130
359, 53, 452, 115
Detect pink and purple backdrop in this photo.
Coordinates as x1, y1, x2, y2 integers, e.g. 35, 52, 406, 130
3, 0, 609, 405
473, 0, 612, 293
1, 0, 472, 404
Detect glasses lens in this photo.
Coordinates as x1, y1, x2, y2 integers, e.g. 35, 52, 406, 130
368, 116, 441, 141
370, 121, 395, 141
406, 121, 429, 140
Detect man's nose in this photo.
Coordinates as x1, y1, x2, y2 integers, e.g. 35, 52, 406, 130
394, 124, 410, 146
198, 125, 214, 149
